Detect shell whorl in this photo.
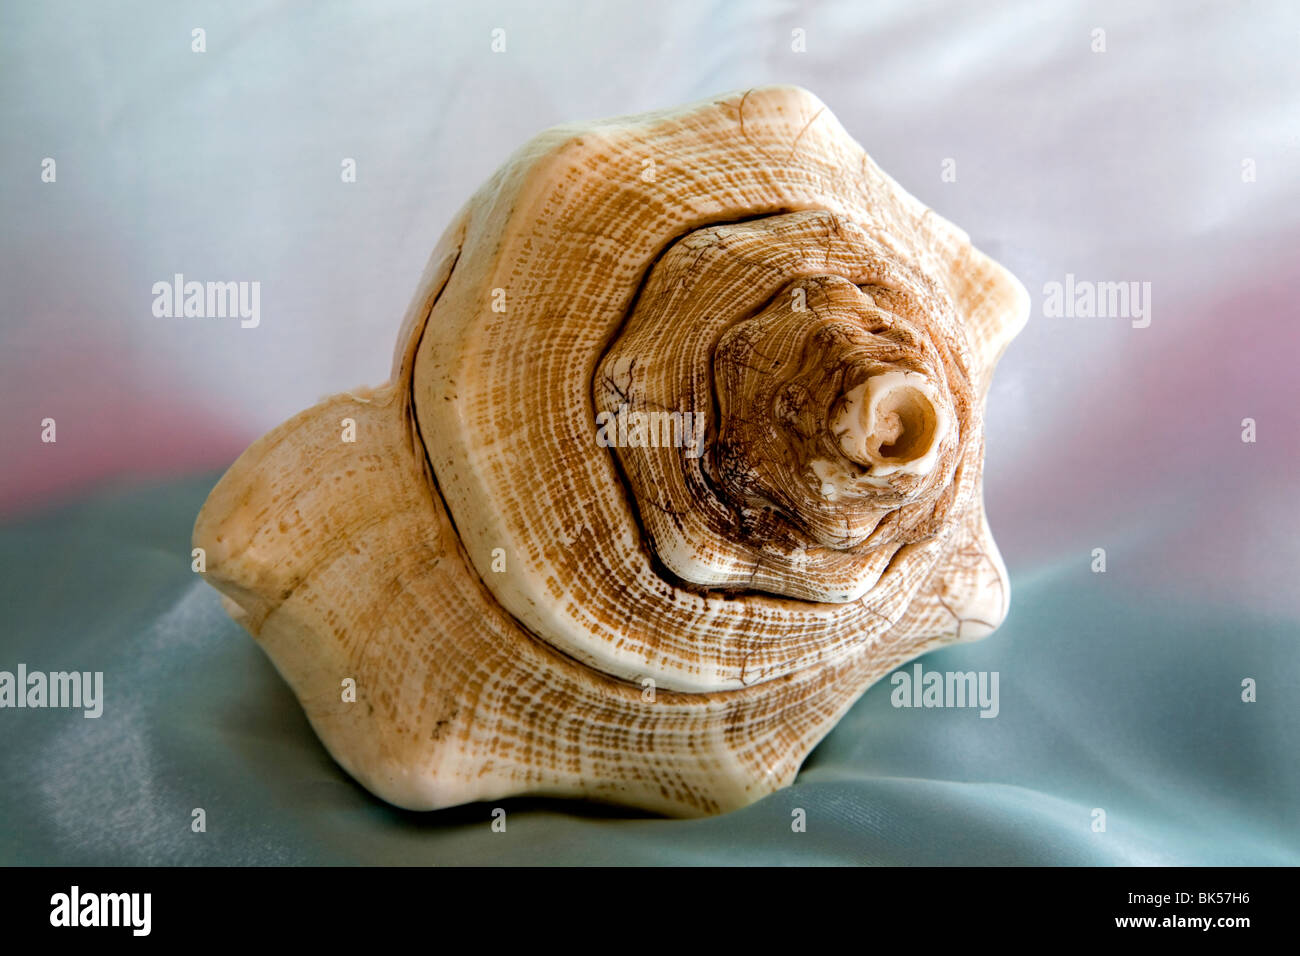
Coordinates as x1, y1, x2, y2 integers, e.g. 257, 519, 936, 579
597, 214, 973, 604
194, 86, 1029, 816
413, 90, 1009, 695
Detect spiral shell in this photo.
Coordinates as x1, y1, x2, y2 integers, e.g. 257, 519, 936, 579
193, 86, 1028, 816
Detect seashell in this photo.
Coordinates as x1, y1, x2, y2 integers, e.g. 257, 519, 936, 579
193, 86, 1029, 817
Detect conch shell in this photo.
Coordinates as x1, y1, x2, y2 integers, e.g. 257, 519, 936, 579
193, 86, 1028, 817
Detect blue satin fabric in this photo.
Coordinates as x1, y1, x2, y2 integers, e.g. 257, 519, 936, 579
1, 475, 1293, 865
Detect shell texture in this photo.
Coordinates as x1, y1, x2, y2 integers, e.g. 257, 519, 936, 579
193, 86, 1029, 817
